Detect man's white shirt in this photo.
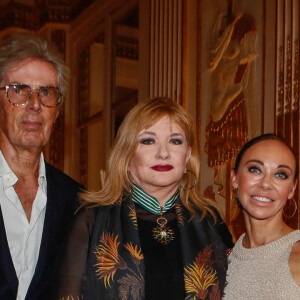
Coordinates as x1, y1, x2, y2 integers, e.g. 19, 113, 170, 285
0, 151, 47, 300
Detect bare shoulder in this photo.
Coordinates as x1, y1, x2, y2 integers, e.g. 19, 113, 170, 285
289, 240, 300, 287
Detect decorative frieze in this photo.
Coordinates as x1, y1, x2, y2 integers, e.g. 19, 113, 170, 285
0, 0, 96, 30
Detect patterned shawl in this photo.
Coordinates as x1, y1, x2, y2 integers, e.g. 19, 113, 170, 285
80, 196, 228, 300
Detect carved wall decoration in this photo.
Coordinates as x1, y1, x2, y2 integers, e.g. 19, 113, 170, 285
205, 10, 258, 226
206, 12, 258, 169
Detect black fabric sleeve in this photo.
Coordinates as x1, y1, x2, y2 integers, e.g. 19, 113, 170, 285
57, 206, 97, 299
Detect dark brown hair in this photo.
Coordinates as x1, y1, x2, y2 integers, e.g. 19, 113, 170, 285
234, 133, 298, 179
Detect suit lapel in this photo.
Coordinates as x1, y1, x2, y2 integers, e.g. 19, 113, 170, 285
0, 206, 18, 297
27, 163, 72, 297
26, 163, 62, 295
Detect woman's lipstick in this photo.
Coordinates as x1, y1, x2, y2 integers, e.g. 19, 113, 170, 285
151, 165, 174, 171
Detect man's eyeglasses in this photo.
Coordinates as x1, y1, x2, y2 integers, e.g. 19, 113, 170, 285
0, 83, 63, 107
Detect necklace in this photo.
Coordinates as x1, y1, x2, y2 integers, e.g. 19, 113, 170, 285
153, 207, 174, 245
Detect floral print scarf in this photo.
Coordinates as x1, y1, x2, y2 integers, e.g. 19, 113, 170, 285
81, 196, 228, 299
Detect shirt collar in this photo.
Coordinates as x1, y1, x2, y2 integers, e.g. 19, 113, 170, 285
131, 183, 179, 215
0, 151, 12, 178
0, 151, 46, 189
38, 153, 46, 190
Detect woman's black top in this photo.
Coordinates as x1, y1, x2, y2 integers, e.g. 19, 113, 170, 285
58, 197, 233, 300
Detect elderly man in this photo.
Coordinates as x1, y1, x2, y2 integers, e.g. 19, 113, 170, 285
0, 33, 81, 299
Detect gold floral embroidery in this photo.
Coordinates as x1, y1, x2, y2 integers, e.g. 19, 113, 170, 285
128, 205, 138, 229
94, 232, 127, 288
184, 246, 219, 299
124, 243, 144, 265
94, 233, 144, 298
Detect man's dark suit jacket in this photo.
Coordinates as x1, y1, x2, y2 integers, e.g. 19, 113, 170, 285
0, 161, 82, 300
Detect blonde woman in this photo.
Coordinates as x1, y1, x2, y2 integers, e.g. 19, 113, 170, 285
58, 98, 233, 300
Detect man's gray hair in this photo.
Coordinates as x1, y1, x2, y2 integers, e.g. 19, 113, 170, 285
0, 32, 70, 100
